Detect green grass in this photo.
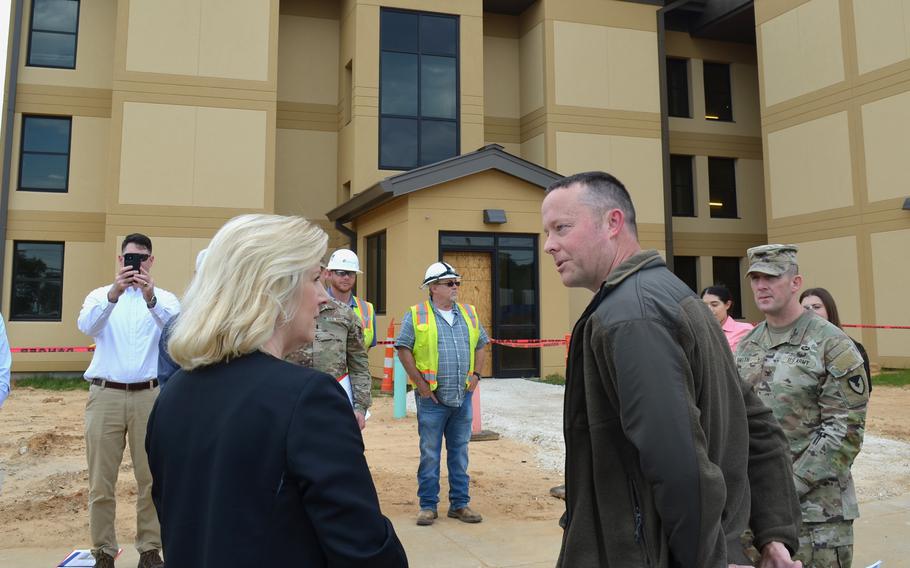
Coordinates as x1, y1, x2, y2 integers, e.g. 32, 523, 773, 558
875, 369, 910, 387
534, 373, 566, 386
13, 374, 90, 391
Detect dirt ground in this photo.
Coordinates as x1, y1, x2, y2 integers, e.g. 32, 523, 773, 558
0, 383, 908, 551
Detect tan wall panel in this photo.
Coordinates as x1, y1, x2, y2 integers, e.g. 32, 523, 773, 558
870, 229, 910, 357
553, 21, 659, 113
760, 0, 845, 106
483, 36, 520, 119
278, 15, 340, 105
193, 107, 267, 209
5, 240, 105, 371
18, 0, 115, 89
275, 129, 338, 220
766, 111, 853, 218
546, 0, 657, 32
554, 131, 663, 224
198, 0, 271, 81
126, 0, 201, 76
853, 0, 910, 75
794, 235, 862, 338
8, 115, 108, 213
119, 102, 196, 206
861, 89, 910, 202
521, 133, 545, 167
520, 23, 544, 116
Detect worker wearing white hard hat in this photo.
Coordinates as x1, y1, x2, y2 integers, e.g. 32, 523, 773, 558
324, 248, 377, 349
395, 261, 489, 527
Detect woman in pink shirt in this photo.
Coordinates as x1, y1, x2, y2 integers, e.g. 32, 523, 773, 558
701, 285, 753, 352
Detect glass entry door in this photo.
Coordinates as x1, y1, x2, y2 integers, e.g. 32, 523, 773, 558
440, 233, 539, 378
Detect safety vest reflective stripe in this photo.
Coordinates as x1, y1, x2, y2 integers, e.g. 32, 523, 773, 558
408, 301, 479, 391
352, 296, 375, 348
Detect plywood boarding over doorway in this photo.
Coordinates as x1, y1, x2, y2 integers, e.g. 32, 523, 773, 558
443, 252, 494, 377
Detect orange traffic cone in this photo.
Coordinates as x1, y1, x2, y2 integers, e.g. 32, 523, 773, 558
380, 319, 395, 394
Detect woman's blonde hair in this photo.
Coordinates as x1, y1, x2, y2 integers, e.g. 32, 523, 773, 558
168, 214, 327, 370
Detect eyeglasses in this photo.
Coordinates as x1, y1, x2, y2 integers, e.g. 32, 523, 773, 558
441, 280, 461, 288
331, 270, 356, 278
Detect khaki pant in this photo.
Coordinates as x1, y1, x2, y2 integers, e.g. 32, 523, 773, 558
84, 383, 161, 557
795, 520, 854, 568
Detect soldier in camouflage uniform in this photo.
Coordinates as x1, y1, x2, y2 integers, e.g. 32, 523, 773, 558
287, 296, 372, 430
735, 244, 869, 568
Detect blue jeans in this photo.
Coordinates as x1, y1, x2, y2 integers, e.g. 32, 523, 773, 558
415, 390, 473, 511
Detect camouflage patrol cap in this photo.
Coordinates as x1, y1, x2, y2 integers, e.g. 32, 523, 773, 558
746, 244, 799, 276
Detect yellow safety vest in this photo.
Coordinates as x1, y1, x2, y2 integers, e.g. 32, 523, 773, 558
408, 301, 480, 391
352, 296, 375, 348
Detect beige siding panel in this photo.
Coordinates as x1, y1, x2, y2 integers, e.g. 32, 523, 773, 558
861, 89, 910, 202
766, 111, 852, 218
853, 0, 910, 75
119, 102, 197, 206
555, 131, 663, 225
193, 107, 267, 209
760, 0, 845, 106
9, 116, 108, 213
521, 133, 545, 168
519, 23, 544, 116
794, 236, 862, 339
198, 0, 271, 81
483, 36, 520, 119
278, 15, 340, 104
274, 129, 338, 220
870, 229, 910, 357
126, 0, 202, 76
553, 22, 659, 113
18, 0, 115, 89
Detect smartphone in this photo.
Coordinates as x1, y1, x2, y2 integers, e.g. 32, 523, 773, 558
123, 253, 143, 273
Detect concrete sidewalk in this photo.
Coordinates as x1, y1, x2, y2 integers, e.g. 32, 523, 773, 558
0, 515, 563, 568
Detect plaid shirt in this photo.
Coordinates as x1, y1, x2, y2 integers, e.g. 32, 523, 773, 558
396, 303, 489, 407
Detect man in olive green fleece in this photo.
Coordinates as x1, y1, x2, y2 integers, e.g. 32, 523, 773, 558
541, 171, 802, 568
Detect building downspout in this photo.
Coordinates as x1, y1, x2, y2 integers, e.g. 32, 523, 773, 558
0, 0, 24, 307
657, 0, 691, 272
334, 220, 357, 253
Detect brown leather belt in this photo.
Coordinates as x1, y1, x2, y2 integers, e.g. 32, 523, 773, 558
90, 378, 159, 391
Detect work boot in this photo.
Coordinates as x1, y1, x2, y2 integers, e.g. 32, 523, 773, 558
448, 506, 483, 523
550, 484, 566, 500
416, 508, 438, 526
92, 551, 115, 568
138, 550, 164, 568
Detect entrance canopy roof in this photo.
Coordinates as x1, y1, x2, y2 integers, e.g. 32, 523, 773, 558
327, 144, 563, 224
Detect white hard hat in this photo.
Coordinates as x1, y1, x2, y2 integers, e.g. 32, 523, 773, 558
326, 249, 361, 273
421, 261, 460, 288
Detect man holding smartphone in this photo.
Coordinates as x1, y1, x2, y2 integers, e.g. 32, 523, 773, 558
78, 233, 179, 568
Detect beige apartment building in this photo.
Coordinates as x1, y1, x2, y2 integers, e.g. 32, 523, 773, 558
1, 0, 908, 377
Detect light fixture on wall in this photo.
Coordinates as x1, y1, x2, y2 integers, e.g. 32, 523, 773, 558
483, 209, 507, 224
903, 197, 910, 210
709, 201, 724, 207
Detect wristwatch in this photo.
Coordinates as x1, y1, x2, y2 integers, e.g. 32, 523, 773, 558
146, 295, 158, 309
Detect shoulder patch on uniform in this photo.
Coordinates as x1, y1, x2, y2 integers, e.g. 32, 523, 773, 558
848, 375, 866, 396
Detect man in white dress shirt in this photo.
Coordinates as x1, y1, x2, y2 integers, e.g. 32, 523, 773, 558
0, 314, 11, 410
78, 233, 179, 568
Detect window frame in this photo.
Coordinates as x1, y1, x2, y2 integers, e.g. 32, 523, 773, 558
708, 156, 738, 219
703, 61, 733, 122
711, 256, 744, 320
666, 57, 691, 118
672, 255, 699, 294
365, 231, 387, 315
10, 240, 65, 322
26, 0, 81, 70
17, 114, 73, 193
670, 154, 696, 217
378, 7, 460, 170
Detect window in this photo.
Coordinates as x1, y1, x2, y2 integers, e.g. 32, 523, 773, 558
670, 154, 695, 217
379, 9, 458, 169
712, 257, 744, 319
703, 62, 732, 121
667, 58, 690, 118
18, 115, 72, 192
11, 241, 64, 321
673, 256, 698, 293
365, 232, 387, 314
27, 0, 80, 69
708, 157, 737, 218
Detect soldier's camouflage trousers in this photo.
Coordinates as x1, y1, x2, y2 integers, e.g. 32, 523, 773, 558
795, 520, 853, 568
